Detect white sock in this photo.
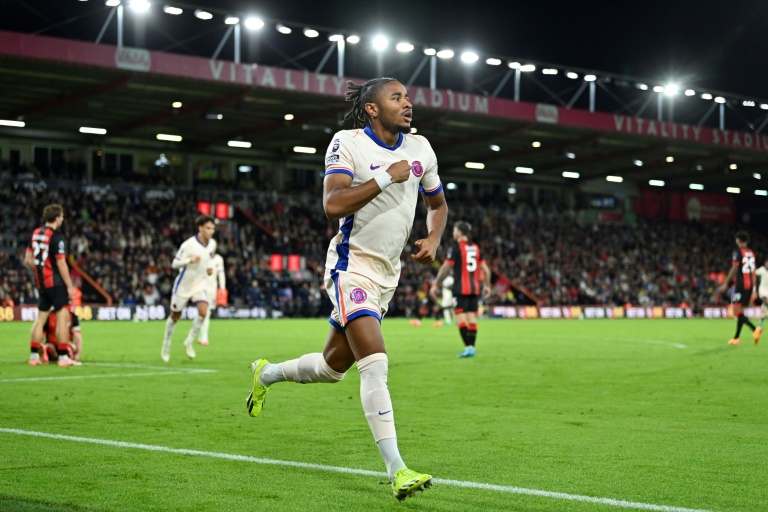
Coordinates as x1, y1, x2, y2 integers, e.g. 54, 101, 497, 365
199, 309, 211, 341
259, 363, 286, 386
184, 316, 204, 345
281, 353, 345, 384
163, 317, 176, 344
358, 353, 404, 477
377, 437, 406, 480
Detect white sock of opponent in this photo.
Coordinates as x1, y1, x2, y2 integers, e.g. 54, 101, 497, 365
163, 317, 175, 345
184, 316, 204, 345
358, 353, 406, 479
199, 309, 211, 341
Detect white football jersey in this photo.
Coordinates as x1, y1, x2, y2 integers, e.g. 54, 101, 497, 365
205, 254, 226, 294
172, 235, 217, 298
757, 266, 768, 296
324, 126, 442, 288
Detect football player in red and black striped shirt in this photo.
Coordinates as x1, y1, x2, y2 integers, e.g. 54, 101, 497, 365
719, 231, 758, 345
24, 204, 77, 366
430, 221, 491, 358
42, 309, 83, 366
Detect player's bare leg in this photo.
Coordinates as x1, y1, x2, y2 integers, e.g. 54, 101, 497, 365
54, 308, 76, 366
28, 310, 51, 365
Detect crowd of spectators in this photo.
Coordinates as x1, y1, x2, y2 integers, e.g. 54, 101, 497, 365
1, 176, 765, 317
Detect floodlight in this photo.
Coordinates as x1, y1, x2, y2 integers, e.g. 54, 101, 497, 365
714, 96, 726, 103
689, 183, 704, 190
129, 0, 150, 13
729, 163, 738, 170
328, 34, 344, 42
163, 5, 182, 15
0, 119, 25, 127
396, 42, 414, 52
508, 61, 520, 69
701, 93, 713, 100
172, 101, 182, 108
303, 28, 319, 38
157, 134, 182, 142
653, 85, 664, 93
105, 0, 120, 6
519, 64, 536, 72
460, 52, 479, 64
636, 83, 649, 90
584, 74, 597, 82
436, 49, 454, 59
664, 83, 679, 95
486, 58, 502, 66
566, 71, 579, 79
245, 17, 264, 30
756, 190, 768, 196
542, 68, 558, 75
508, 187, 517, 194
489, 144, 500, 152
284, 114, 294, 121
410, 127, 417, 134
684, 89, 695, 96
372, 35, 388, 50
649, 180, 665, 187
346, 34, 360, 44
762, 104, 768, 110
753, 173, 762, 180
424, 48, 436, 56
565, 152, 576, 159
606, 176, 623, 183
276, 24, 292, 34
446, 182, 458, 190
562, 171, 579, 179
726, 187, 740, 194
743, 100, 756, 107
293, 146, 317, 154
666, 156, 674, 163
515, 167, 534, 174
465, 162, 485, 169
634, 160, 643, 167
224, 16, 240, 25
228, 141, 252, 148
79, 127, 107, 135
531, 141, 541, 148
194, 9, 212, 20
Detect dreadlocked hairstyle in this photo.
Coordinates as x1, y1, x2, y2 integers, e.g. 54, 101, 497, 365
343, 77, 398, 128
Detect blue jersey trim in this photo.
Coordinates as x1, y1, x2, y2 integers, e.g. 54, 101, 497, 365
364, 125, 403, 151
419, 183, 443, 196
325, 168, 354, 178
173, 268, 186, 294
334, 216, 353, 271
346, 308, 382, 323
328, 317, 345, 332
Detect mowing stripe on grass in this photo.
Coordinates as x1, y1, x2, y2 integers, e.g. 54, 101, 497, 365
0, 428, 714, 512
0, 362, 216, 383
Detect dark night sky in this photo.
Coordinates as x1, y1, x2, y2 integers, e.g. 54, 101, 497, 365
4, 0, 768, 99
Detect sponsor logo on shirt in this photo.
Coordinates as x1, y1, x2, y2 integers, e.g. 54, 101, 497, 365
350, 288, 367, 304
370, 163, 383, 170
326, 154, 340, 165
411, 160, 424, 177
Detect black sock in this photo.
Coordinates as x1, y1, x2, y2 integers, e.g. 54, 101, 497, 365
739, 314, 756, 333
458, 323, 470, 347
467, 324, 477, 347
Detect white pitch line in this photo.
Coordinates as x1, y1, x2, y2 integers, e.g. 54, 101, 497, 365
527, 335, 687, 349
0, 362, 216, 383
0, 428, 715, 512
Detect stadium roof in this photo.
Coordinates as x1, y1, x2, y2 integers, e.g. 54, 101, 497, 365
1, 25, 768, 196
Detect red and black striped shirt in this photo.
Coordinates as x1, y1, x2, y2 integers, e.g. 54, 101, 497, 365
26, 225, 67, 289
732, 246, 756, 290
445, 241, 485, 296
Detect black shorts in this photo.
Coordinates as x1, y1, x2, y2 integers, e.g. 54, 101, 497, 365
731, 286, 753, 307
453, 295, 479, 314
38, 286, 69, 312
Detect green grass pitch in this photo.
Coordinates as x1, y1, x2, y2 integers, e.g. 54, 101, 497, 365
0, 318, 766, 512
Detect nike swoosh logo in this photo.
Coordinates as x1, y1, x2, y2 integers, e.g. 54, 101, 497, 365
378, 410, 392, 415
370, 164, 383, 170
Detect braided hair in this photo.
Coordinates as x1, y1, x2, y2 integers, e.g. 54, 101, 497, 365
343, 77, 398, 128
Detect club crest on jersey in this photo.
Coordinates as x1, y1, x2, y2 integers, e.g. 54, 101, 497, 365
332, 138, 340, 153
411, 161, 424, 177
350, 288, 367, 304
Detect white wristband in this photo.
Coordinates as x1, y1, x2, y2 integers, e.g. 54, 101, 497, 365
373, 172, 393, 191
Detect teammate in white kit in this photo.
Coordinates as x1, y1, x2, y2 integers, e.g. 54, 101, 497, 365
246, 77, 448, 501
161, 215, 217, 362
197, 253, 225, 346
752, 257, 768, 342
